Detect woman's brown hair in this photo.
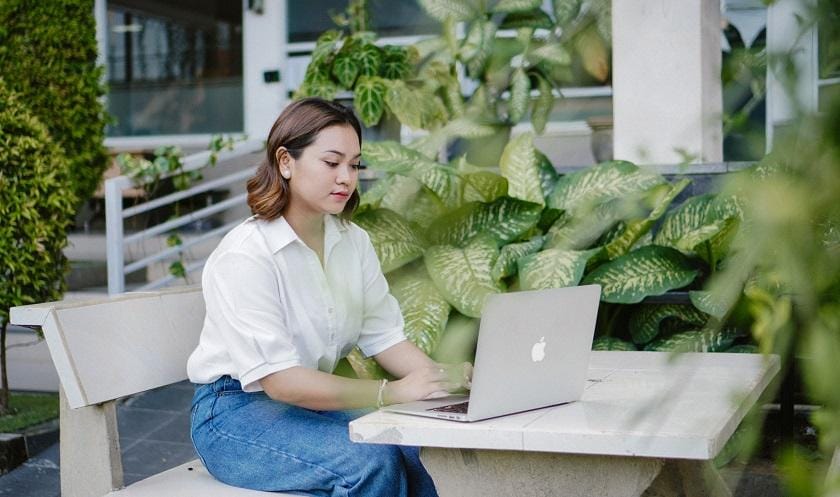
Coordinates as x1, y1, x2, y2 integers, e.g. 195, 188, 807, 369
247, 98, 363, 220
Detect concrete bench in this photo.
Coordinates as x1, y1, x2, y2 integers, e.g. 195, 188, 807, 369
10, 286, 291, 497
349, 351, 781, 497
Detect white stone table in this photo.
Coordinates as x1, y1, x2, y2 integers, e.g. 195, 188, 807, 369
349, 351, 780, 497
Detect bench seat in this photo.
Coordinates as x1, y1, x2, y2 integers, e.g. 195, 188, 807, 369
105, 460, 285, 496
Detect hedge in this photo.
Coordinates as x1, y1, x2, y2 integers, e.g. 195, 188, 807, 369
0, 79, 77, 327
0, 0, 109, 205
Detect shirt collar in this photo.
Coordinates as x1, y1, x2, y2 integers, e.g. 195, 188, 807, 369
259, 214, 348, 254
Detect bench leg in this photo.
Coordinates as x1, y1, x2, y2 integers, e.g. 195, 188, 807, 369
59, 387, 124, 497
642, 460, 733, 497
420, 447, 664, 497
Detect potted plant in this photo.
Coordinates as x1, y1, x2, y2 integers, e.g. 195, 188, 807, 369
294, 0, 414, 142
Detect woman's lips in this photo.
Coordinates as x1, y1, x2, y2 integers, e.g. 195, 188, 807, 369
331, 192, 350, 198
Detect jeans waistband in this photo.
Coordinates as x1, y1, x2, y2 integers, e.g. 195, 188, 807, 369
210, 375, 242, 394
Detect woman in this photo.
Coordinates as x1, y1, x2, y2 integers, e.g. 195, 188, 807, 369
187, 97, 469, 496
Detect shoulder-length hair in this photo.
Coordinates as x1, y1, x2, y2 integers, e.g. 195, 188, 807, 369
247, 98, 362, 221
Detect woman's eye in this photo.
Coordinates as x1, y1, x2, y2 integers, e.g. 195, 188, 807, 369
324, 161, 338, 167
352, 163, 362, 170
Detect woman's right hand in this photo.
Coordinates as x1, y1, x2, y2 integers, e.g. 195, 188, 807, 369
385, 365, 452, 405
385, 362, 473, 404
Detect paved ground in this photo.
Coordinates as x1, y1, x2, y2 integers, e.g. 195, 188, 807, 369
0, 381, 197, 497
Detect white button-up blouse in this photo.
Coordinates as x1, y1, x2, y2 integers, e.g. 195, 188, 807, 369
186, 214, 407, 392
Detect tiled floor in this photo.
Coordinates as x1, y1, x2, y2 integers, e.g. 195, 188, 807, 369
0, 381, 197, 497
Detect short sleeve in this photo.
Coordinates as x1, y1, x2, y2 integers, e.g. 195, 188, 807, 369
355, 229, 407, 357
202, 251, 301, 391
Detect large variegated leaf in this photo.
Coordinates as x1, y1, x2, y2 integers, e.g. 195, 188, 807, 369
412, 162, 463, 207
353, 208, 423, 272
628, 304, 709, 345
346, 348, 389, 379
461, 20, 497, 76
354, 76, 387, 127
519, 248, 597, 290
310, 30, 341, 65
499, 132, 544, 205
592, 337, 636, 351
548, 161, 666, 214
389, 267, 451, 355
356, 43, 382, 77
362, 141, 434, 173
493, 0, 542, 13
689, 290, 730, 319
531, 75, 554, 134
491, 236, 544, 281
425, 235, 505, 317
603, 179, 691, 260
582, 245, 699, 303
432, 313, 480, 364
385, 80, 447, 130
332, 48, 360, 88
644, 328, 742, 353
378, 175, 437, 223
418, 0, 477, 21
360, 174, 394, 207
402, 186, 448, 229
509, 67, 530, 124
427, 197, 543, 247
536, 151, 558, 201
462, 171, 508, 203
654, 194, 742, 265
528, 43, 572, 67
443, 117, 499, 139
544, 201, 624, 250
381, 45, 411, 80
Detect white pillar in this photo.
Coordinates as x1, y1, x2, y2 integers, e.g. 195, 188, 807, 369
612, 0, 723, 165
765, 0, 818, 151
243, 0, 289, 140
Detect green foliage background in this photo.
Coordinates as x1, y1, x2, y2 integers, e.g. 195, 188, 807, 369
0, 0, 109, 205
0, 80, 76, 326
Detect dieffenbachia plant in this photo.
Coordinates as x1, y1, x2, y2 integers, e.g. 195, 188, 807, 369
344, 134, 751, 379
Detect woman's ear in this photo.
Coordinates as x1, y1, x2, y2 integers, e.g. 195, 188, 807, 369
276, 147, 293, 179
275, 147, 289, 166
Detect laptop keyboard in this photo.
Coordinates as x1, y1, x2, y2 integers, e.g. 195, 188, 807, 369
428, 401, 469, 414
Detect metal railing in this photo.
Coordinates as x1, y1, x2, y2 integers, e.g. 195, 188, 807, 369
105, 139, 264, 294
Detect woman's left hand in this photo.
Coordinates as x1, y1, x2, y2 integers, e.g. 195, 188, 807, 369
438, 361, 473, 391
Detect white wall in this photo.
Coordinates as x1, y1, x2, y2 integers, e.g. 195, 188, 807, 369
243, 0, 289, 140
612, 0, 723, 164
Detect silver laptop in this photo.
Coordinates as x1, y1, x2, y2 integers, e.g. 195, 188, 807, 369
382, 284, 601, 422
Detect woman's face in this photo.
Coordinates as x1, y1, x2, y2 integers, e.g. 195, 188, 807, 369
280, 124, 361, 217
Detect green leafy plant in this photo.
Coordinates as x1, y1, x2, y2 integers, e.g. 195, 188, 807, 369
294, 0, 416, 127
0, 0, 109, 207
344, 134, 751, 377
0, 81, 77, 415
364, 0, 611, 166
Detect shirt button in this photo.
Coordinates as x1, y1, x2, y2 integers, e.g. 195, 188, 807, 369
328, 307, 334, 314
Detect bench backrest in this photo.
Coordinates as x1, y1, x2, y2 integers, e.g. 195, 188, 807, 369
10, 286, 204, 409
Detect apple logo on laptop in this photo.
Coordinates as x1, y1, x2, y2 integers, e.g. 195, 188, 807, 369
531, 336, 546, 362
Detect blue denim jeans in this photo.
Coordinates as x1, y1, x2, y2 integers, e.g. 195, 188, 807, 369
190, 376, 439, 497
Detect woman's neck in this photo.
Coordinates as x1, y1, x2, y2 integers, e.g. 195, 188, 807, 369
284, 206, 325, 256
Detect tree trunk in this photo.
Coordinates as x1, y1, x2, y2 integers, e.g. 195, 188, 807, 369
0, 321, 9, 415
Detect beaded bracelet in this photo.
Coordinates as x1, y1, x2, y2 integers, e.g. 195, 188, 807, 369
376, 378, 388, 408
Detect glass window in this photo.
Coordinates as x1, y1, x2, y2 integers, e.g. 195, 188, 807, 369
106, 0, 243, 136
288, 0, 437, 43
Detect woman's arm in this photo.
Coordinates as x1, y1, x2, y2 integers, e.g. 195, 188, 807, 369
373, 340, 437, 378
258, 361, 451, 411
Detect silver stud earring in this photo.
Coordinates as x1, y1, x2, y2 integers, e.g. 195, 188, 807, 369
281, 170, 291, 179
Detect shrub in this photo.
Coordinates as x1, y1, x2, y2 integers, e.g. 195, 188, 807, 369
0, 80, 77, 412
0, 0, 109, 206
